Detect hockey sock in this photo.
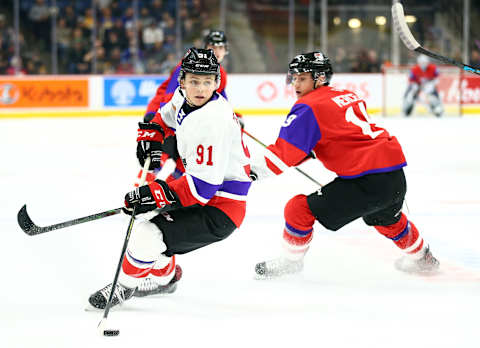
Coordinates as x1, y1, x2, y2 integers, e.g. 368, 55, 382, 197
149, 255, 176, 285
120, 250, 155, 288
282, 195, 315, 260
119, 221, 168, 288
374, 213, 426, 258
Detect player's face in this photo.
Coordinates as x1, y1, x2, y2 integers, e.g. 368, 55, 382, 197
291, 72, 315, 98
182, 73, 217, 107
207, 44, 226, 63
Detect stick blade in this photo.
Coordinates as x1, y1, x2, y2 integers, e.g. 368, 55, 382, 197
17, 205, 41, 236
391, 3, 420, 51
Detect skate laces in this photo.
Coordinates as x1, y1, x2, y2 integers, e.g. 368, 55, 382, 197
416, 247, 439, 270
137, 278, 159, 292
100, 283, 129, 304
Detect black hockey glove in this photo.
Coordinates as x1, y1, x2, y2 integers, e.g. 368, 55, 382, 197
136, 122, 166, 170
123, 179, 181, 215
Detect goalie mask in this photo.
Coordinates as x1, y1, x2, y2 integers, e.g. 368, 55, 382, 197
287, 51, 333, 86
179, 47, 221, 84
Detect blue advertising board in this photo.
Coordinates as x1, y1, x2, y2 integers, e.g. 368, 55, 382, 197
104, 77, 166, 107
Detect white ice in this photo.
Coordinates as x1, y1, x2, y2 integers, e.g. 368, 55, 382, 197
1, 114, 479, 348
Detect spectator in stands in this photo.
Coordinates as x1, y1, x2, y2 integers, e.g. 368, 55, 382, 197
159, 52, 177, 74
6, 56, 26, 75
334, 47, 349, 73
111, 18, 128, 50
366, 50, 381, 73
28, 0, 50, 48
81, 8, 95, 35
142, 20, 164, 52
104, 31, 123, 58
100, 7, 115, 39
63, 5, 78, 29
471, 49, 480, 68
110, 0, 123, 19
66, 41, 88, 74
56, 18, 72, 64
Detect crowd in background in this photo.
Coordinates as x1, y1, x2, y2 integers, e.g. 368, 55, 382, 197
1, 0, 480, 75
0, 0, 209, 75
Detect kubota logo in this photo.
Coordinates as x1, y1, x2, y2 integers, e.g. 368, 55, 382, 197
0, 83, 20, 105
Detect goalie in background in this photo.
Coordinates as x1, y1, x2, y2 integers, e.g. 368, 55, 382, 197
402, 54, 444, 117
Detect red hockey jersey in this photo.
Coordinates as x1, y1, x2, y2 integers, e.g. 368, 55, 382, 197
409, 64, 438, 85
264, 86, 407, 178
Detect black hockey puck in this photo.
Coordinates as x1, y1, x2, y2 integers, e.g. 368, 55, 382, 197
103, 329, 120, 337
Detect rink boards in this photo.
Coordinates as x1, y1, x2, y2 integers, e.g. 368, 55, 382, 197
1, 72, 480, 118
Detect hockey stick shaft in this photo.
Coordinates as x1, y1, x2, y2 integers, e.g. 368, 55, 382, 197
17, 158, 153, 236
243, 129, 323, 187
17, 205, 122, 236
392, 3, 480, 75
101, 157, 151, 321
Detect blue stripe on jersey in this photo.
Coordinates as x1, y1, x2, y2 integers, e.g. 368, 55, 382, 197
220, 89, 228, 100
285, 222, 313, 237
338, 162, 407, 179
278, 103, 321, 155
166, 66, 182, 94
191, 176, 221, 200
219, 180, 251, 195
191, 175, 250, 200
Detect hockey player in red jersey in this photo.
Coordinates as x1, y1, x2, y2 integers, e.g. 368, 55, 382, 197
88, 48, 251, 309
252, 51, 439, 278
403, 54, 444, 117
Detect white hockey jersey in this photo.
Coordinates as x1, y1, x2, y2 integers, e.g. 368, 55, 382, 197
158, 88, 251, 227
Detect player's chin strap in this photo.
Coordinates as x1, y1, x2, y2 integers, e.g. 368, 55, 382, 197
242, 129, 323, 187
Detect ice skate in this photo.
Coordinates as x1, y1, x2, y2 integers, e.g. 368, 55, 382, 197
395, 245, 440, 274
134, 265, 183, 297
87, 282, 135, 310
255, 257, 304, 279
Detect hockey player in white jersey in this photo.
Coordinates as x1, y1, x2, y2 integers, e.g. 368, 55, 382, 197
88, 48, 251, 309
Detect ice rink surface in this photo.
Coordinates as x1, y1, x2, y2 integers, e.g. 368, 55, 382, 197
1, 114, 479, 348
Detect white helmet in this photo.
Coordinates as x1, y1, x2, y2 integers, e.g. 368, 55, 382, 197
417, 55, 429, 70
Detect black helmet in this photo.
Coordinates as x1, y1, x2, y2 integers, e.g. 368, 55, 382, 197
179, 47, 221, 82
287, 51, 333, 86
204, 30, 228, 47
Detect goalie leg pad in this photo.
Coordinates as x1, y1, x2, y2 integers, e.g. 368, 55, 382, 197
427, 92, 444, 117
119, 220, 167, 288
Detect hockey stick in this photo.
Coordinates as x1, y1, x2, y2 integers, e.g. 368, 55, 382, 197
392, 3, 480, 75
17, 158, 156, 236
17, 206, 122, 236
243, 129, 323, 187
98, 156, 151, 336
